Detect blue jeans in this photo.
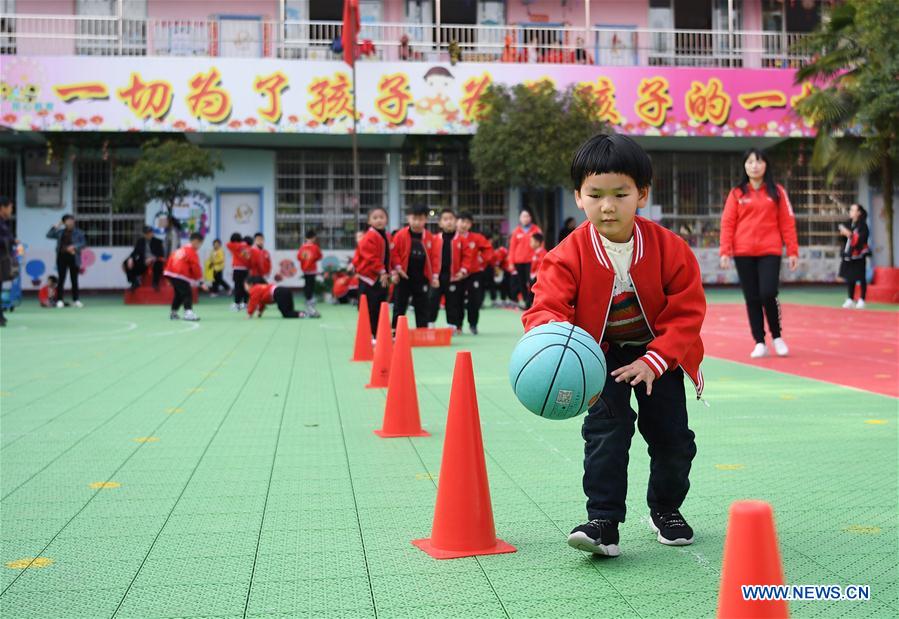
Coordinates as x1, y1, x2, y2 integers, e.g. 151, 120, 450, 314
582, 344, 697, 522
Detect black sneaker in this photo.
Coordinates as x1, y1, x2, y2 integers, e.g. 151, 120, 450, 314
567, 519, 620, 557
650, 509, 694, 546
470, 326, 479, 335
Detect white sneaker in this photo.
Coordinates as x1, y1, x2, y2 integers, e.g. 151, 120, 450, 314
842, 298, 855, 308
74, 300, 83, 308
56, 300, 64, 308
856, 299, 866, 309
750, 343, 769, 359
238, 303, 247, 310
183, 310, 200, 322
773, 338, 789, 357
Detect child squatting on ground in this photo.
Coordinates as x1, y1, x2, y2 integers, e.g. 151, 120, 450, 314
522, 133, 707, 557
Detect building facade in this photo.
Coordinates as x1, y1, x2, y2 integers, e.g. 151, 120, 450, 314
1, 0, 884, 290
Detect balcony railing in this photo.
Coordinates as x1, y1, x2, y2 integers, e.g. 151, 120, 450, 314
0, 14, 812, 68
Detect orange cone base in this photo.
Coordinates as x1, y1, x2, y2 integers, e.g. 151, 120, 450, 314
374, 429, 430, 438
411, 537, 516, 560
365, 382, 388, 389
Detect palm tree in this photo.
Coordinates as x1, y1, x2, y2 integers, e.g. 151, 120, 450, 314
794, 0, 898, 266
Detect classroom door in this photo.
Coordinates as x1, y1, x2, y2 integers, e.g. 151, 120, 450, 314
219, 190, 262, 277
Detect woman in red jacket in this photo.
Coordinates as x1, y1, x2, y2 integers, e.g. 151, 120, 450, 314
508, 208, 542, 309
354, 207, 392, 338
719, 148, 799, 359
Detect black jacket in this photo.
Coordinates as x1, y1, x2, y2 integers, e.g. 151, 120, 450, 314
128, 236, 164, 264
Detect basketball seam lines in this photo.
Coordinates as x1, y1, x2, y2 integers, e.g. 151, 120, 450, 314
513, 343, 566, 393
539, 324, 576, 417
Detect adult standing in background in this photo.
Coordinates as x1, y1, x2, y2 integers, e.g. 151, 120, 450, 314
46, 214, 86, 308
838, 203, 871, 309
719, 148, 799, 359
124, 226, 164, 290
508, 208, 542, 309
0, 195, 16, 326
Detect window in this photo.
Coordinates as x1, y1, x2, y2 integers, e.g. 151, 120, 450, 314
649, 147, 856, 248
73, 158, 143, 246
75, 0, 146, 56
0, 0, 15, 55
276, 150, 388, 250
0, 155, 16, 237
401, 149, 506, 241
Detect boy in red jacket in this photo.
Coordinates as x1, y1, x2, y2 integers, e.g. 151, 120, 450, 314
164, 232, 209, 321
298, 229, 323, 317
226, 232, 251, 310
391, 205, 438, 328
523, 133, 706, 558
249, 232, 272, 280
427, 208, 458, 328
39, 275, 58, 308
529, 233, 547, 285
456, 212, 492, 335
355, 207, 392, 338
443, 213, 478, 334
245, 276, 305, 318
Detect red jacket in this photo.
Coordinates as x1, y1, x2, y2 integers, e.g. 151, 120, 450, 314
297, 242, 323, 274
530, 246, 547, 278
247, 283, 277, 315
468, 232, 494, 274
509, 224, 543, 265
720, 183, 799, 258
391, 227, 438, 279
354, 227, 392, 285
492, 245, 510, 271
523, 218, 707, 398
39, 285, 56, 307
226, 241, 251, 270
249, 246, 272, 278
164, 245, 203, 285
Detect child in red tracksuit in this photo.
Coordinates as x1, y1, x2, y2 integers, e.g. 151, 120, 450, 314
298, 229, 323, 317
456, 211, 492, 335
245, 276, 304, 318
227, 233, 252, 310
354, 207, 392, 338
249, 233, 272, 280
529, 232, 547, 285
39, 276, 58, 308
164, 233, 208, 321
523, 133, 706, 558
442, 214, 478, 334
391, 205, 438, 328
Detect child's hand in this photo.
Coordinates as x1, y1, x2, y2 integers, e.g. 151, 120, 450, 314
611, 359, 656, 395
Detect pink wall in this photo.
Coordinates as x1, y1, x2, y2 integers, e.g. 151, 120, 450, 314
14, 0, 75, 55
15, 0, 74, 13
147, 0, 279, 21
383, 0, 404, 23
506, 0, 650, 28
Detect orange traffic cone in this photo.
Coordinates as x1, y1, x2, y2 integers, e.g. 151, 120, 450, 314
412, 351, 516, 559
717, 500, 789, 619
351, 295, 374, 362
366, 302, 392, 388
375, 316, 429, 438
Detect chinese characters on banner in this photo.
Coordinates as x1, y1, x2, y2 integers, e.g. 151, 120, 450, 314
0, 57, 816, 137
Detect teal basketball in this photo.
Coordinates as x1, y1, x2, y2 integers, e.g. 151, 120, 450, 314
509, 322, 607, 420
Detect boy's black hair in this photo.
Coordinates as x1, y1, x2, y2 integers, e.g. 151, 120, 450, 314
47, 275, 58, 284
738, 147, 779, 204
243, 236, 253, 245
407, 204, 429, 217
142, 225, 154, 234
246, 276, 267, 286
189, 232, 204, 242
212, 238, 221, 244
305, 229, 317, 239
0, 195, 10, 206
230, 232, 243, 242
570, 133, 653, 190
254, 232, 264, 238
439, 208, 456, 217
458, 211, 474, 222
368, 206, 388, 217
62, 213, 75, 222
532, 233, 544, 244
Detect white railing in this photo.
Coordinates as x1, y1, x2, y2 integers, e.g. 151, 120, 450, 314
0, 14, 812, 68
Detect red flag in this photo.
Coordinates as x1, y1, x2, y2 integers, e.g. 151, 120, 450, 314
342, 0, 359, 67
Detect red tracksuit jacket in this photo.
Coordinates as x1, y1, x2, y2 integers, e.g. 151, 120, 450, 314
523, 218, 707, 398
390, 227, 438, 279
226, 241, 251, 270
530, 246, 547, 278
247, 283, 277, 315
354, 227, 392, 285
509, 224, 543, 265
720, 183, 799, 258
297, 242, 323, 274
430, 231, 475, 279
492, 246, 510, 272
468, 232, 494, 274
249, 246, 272, 278
164, 245, 203, 285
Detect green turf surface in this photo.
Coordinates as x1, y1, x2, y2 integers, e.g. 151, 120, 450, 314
706, 285, 898, 311
0, 295, 896, 619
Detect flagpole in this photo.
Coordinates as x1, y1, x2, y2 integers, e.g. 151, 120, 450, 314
352, 58, 360, 233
